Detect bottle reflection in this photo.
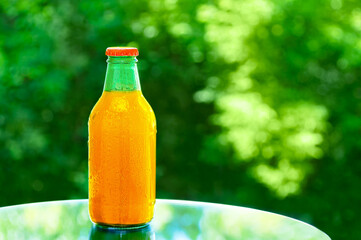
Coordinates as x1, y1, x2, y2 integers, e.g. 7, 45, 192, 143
89, 224, 155, 240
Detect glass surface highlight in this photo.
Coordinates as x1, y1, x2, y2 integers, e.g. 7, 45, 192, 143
0, 199, 330, 240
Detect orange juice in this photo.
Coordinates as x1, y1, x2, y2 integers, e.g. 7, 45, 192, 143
88, 47, 156, 227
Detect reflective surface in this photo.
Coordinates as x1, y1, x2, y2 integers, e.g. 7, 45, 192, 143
0, 199, 330, 240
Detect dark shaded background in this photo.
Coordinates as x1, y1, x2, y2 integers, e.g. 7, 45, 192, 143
1, 0, 360, 239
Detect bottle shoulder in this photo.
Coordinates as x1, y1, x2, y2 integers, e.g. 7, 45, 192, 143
138, 93, 156, 117
89, 91, 156, 126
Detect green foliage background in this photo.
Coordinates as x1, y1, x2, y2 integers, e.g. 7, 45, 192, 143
1, 0, 360, 239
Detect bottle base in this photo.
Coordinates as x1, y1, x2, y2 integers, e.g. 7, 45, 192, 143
93, 221, 150, 230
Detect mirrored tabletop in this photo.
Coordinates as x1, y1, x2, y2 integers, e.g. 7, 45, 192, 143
0, 199, 330, 240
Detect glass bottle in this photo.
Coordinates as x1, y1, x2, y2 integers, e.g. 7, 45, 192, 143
88, 47, 156, 228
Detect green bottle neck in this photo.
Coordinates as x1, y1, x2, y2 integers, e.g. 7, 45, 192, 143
103, 56, 141, 92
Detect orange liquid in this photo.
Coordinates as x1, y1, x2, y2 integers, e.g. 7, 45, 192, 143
88, 90, 156, 226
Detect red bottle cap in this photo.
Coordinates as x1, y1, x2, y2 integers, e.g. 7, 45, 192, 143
105, 47, 139, 56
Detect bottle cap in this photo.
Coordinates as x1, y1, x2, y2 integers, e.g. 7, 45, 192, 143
105, 47, 139, 56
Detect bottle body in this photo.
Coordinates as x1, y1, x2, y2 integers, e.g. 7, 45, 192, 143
88, 50, 156, 227
89, 91, 156, 226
